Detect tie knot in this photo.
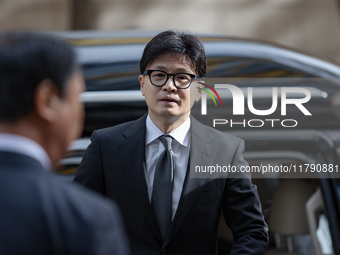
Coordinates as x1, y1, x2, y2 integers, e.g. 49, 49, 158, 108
159, 135, 173, 150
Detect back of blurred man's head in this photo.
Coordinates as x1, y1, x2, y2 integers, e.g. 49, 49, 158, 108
0, 32, 85, 167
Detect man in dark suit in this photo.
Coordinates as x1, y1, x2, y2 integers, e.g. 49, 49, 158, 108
0, 32, 129, 255
74, 30, 269, 254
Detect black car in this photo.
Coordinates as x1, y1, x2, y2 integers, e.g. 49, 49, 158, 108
54, 31, 340, 255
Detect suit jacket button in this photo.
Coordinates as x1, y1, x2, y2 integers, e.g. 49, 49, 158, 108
160, 249, 166, 255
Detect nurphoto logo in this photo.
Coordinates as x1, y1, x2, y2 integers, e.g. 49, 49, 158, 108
198, 83, 312, 128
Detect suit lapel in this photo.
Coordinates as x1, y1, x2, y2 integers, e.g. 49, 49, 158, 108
163, 116, 217, 247
118, 115, 162, 242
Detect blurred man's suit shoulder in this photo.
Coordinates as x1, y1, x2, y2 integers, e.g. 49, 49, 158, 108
0, 151, 129, 255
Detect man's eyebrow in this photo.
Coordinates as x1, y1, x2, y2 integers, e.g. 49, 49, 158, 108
152, 65, 167, 70
176, 67, 193, 73
151, 65, 193, 73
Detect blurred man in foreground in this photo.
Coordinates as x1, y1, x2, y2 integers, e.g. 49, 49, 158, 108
0, 32, 129, 255
75, 30, 268, 254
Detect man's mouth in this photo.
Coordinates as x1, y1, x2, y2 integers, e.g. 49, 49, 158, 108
160, 97, 178, 103
161, 99, 176, 102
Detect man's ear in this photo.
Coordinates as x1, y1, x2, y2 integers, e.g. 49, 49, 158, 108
195, 82, 204, 102
139, 75, 145, 96
34, 79, 61, 122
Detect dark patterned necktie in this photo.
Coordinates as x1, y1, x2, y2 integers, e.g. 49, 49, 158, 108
152, 134, 174, 240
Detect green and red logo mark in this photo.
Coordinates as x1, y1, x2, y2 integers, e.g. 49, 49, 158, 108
198, 82, 222, 106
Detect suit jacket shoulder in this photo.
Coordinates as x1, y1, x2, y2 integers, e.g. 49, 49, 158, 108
192, 116, 242, 144
0, 151, 129, 255
190, 116, 245, 165
94, 114, 147, 143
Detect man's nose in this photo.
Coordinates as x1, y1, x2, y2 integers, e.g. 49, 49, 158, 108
162, 76, 177, 91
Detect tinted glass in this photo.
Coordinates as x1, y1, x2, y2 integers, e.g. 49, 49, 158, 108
82, 61, 141, 91
207, 57, 317, 78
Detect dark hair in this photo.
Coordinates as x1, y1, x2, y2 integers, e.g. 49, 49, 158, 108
140, 30, 207, 78
0, 32, 78, 122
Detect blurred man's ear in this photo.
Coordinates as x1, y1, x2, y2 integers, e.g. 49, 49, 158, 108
139, 75, 145, 96
34, 80, 61, 122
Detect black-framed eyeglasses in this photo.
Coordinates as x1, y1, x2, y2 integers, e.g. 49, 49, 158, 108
143, 70, 200, 89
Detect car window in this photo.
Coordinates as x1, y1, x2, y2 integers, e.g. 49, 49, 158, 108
82, 61, 140, 91
207, 57, 317, 78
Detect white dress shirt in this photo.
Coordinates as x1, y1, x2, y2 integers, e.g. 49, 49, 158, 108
0, 133, 52, 170
145, 115, 191, 219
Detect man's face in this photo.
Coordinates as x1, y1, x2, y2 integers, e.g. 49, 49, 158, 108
139, 53, 202, 122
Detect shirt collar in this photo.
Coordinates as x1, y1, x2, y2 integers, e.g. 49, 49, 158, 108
0, 133, 52, 170
146, 115, 191, 147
